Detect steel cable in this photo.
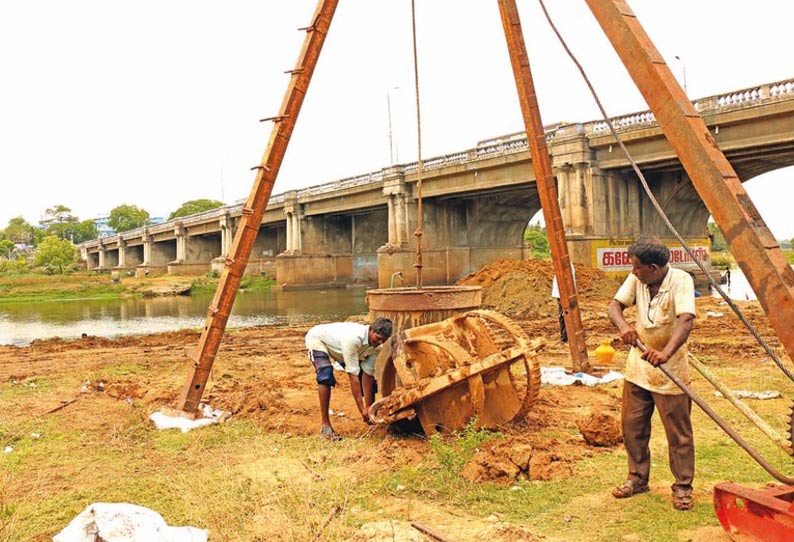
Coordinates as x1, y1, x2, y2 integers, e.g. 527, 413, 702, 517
537, 0, 794, 383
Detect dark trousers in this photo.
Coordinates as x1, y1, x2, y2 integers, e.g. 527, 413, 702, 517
622, 380, 695, 490
557, 299, 568, 343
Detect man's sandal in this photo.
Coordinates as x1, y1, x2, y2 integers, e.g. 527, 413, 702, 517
672, 488, 694, 511
611, 480, 650, 499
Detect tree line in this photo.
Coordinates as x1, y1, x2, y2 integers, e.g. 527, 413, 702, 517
0, 199, 224, 274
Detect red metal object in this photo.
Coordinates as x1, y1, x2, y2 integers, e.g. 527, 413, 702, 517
714, 483, 794, 542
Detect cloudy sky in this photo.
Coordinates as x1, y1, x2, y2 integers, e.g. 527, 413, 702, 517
1, 1, 792, 238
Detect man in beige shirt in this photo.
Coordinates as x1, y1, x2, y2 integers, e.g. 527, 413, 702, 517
608, 236, 696, 511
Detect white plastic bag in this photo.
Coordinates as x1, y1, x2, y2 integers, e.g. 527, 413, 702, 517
53, 502, 208, 542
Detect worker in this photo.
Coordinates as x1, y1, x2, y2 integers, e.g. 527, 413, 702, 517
305, 317, 393, 441
551, 263, 576, 343
607, 236, 696, 511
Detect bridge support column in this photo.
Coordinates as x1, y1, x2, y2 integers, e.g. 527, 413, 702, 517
219, 214, 234, 257
382, 169, 409, 247
117, 238, 127, 268
284, 192, 303, 254
97, 244, 108, 271
174, 223, 186, 263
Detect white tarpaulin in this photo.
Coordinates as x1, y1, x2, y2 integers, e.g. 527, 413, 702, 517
53, 502, 208, 542
540, 366, 624, 386
149, 403, 230, 433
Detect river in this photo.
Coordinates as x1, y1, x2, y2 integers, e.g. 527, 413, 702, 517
0, 288, 367, 347
0, 267, 765, 347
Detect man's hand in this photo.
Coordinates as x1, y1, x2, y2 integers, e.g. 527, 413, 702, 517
361, 405, 373, 425
619, 325, 639, 347
637, 340, 670, 367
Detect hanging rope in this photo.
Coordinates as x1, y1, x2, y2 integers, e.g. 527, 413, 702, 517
536, 0, 794, 382
410, 0, 424, 289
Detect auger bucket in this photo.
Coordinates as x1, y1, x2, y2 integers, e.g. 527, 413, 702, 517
369, 310, 542, 434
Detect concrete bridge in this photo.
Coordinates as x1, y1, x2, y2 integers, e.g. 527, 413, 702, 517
79, 78, 794, 288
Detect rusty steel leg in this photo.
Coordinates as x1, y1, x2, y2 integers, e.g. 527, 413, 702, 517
176, 0, 340, 414
497, 0, 590, 373
585, 0, 794, 364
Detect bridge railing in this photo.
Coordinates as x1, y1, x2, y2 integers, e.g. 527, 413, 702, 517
589, 76, 794, 135
82, 77, 794, 249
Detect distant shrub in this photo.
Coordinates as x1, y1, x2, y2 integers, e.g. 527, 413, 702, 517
0, 259, 29, 276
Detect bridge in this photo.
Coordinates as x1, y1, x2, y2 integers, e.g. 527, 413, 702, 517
79, 77, 794, 288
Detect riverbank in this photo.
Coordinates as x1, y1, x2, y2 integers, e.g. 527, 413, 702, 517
0, 272, 195, 304
0, 272, 275, 304
2, 269, 791, 541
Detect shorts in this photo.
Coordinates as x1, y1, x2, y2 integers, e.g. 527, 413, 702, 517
308, 349, 336, 387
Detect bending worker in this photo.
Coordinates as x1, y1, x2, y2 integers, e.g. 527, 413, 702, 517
305, 317, 393, 441
608, 236, 696, 511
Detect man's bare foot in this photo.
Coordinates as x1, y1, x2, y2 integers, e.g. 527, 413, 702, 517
320, 425, 342, 441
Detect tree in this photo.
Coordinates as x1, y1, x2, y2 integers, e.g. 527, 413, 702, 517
41, 204, 79, 240
108, 204, 150, 233
707, 221, 727, 251
4, 216, 35, 245
169, 199, 225, 219
524, 223, 550, 258
34, 235, 76, 273
73, 219, 99, 243
0, 239, 14, 258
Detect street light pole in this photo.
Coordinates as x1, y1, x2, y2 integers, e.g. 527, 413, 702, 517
387, 86, 399, 165
674, 55, 687, 95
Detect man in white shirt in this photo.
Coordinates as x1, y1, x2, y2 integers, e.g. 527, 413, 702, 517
607, 236, 696, 511
305, 317, 393, 440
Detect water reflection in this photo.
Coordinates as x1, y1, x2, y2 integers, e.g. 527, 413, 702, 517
0, 288, 367, 346
709, 267, 756, 301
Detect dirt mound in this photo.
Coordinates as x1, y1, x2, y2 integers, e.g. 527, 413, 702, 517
577, 408, 622, 447
460, 434, 581, 484
456, 259, 618, 318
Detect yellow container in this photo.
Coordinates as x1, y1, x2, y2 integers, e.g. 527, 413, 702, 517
595, 340, 615, 364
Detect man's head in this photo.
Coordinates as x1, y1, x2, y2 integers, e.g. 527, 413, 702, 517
368, 317, 393, 347
627, 236, 670, 285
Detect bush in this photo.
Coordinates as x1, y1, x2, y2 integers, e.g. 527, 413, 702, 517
710, 251, 735, 268
0, 259, 29, 276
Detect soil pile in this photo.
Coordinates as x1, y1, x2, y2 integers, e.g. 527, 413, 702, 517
456, 259, 619, 318
577, 408, 622, 447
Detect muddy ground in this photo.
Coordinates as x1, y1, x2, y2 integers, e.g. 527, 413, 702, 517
2, 259, 792, 542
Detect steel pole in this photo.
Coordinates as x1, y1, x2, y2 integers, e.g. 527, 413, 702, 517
496, 0, 590, 372
176, 0, 340, 413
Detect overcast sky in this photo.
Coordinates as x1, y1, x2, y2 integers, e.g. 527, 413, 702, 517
1, 1, 792, 239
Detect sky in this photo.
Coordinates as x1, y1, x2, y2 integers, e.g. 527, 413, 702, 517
1, 1, 793, 239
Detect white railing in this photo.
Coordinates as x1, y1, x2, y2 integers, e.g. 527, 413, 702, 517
82, 77, 794, 248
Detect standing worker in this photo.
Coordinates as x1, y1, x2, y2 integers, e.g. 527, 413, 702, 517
607, 237, 697, 511
305, 317, 393, 440
551, 263, 576, 343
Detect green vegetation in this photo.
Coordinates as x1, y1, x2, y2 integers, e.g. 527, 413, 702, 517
707, 221, 727, 251
34, 236, 76, 274
190, 272, 275, 295
524, 223, 550, 258
0, 273, 129, 304
108, 204, 150, 233
169, 199, 225, 219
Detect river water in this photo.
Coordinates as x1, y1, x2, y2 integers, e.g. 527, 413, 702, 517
0, 288, 367, 347
0, 267, 765, 347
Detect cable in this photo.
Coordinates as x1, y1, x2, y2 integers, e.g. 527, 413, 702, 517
410, 0, 424, 289
536, 0, 794, 383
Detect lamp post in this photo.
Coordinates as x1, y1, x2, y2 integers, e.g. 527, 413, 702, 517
674, 55, 688, 95
387, 86, 399, 165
